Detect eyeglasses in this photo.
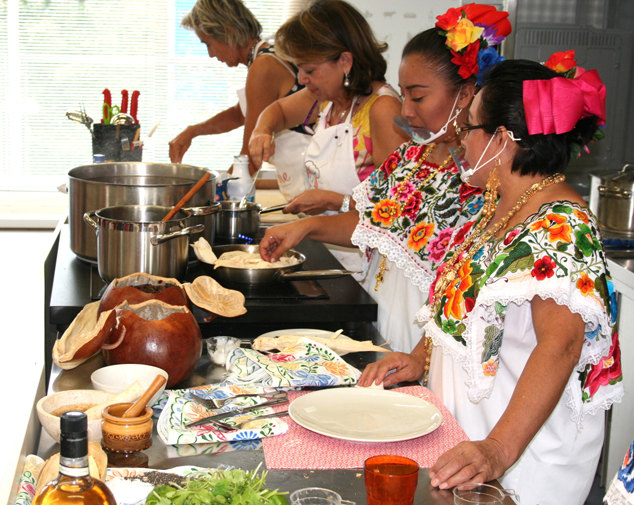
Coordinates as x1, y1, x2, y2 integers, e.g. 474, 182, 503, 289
454, 121, 490, 138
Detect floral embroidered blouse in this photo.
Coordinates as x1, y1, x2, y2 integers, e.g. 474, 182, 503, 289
419, 200, 623, 424
351, 139, 483, 292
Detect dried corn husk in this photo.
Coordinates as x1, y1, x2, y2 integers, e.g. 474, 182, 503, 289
252, 331, 391, 356
182, 276, 246, 317
52, 302, 116, 370
35, 442, 107, 495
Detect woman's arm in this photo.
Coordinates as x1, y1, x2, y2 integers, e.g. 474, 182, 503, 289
241, 54, 297, 175
249, 87, 318, 168
369, 94, 410, 167
259, 210, 360, 263
169, 104, 244, 163
429, 297, 586, 489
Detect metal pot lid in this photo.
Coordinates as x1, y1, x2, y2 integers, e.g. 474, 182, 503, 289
591, 164, 634, 182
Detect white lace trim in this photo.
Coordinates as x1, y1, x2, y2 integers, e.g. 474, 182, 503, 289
351, 223, 433, 293
421, 287, 621, 426
604, 475, 634, 505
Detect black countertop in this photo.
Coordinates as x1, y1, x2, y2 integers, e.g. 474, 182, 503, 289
50, 225, 377, 338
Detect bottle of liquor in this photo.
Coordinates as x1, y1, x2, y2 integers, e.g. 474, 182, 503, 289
33, 412, 116, 505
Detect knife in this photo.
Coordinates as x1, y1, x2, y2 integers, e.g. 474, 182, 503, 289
185, 397, 289, 428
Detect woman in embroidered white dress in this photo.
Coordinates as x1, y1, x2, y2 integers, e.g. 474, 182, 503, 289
359, 58, 623, 505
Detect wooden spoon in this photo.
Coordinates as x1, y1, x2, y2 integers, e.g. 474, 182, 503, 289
121, 374, 167, 418
162, 171, 211, 222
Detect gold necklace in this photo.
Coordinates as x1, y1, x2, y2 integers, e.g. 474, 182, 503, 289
384, 145, 453, 226
421, 172, 566, 386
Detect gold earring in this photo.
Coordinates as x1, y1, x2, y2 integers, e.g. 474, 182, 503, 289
482, 161, 500, 219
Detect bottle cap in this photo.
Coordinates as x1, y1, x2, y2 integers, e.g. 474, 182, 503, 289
60, 411, 88, 458
93, 154, 106, 163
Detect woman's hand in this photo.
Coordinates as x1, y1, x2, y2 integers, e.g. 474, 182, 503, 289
169, 126, 197, 163
259, 220, 312, 263
429, 439, 511, 490
248, 130, 275, 168
284, 190, 343, 215
357, 351, 426, 388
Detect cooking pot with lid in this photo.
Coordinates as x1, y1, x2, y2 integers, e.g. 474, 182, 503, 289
67, 162, 219, 263
591, 164, 634, 236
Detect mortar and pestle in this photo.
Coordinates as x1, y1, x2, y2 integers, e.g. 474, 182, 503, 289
101, 374, 167, 466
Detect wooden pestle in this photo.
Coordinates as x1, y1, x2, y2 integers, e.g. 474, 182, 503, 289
122, 374, 167, 418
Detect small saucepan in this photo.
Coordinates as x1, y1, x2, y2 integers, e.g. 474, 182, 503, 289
203, 244, 354, 285
215, 202, 288, 239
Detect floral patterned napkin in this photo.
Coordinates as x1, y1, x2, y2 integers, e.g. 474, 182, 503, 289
157, 383, 290, 445
13, 455, 44, 505
224, 337, 361, 387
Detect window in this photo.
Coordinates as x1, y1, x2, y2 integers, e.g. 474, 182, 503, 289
0, 0, 307, 192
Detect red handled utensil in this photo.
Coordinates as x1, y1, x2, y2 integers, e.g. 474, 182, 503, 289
130, 90, 140, 124
102, 88, 111, 123
121, 89, 128, 113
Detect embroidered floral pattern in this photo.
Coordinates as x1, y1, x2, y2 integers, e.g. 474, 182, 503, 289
427, 200, 622, 409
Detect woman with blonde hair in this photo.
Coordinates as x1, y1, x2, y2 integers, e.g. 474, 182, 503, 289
169, 0, 303, 175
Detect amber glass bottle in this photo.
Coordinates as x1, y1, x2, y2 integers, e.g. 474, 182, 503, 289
33, 411, 116, 505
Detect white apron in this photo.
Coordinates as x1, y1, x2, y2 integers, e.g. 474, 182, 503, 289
304, 98, 364, 275
270, 130, 311, 202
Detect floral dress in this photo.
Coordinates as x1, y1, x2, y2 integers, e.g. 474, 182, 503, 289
351, 140, 482, 353
418, 201, 623, 505
605, 438, 634, 504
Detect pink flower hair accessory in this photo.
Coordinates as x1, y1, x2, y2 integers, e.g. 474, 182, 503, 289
523, 69, 606, 136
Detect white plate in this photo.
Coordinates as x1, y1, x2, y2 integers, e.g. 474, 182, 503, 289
257, 328, 351, 341
289, 388, 442, 443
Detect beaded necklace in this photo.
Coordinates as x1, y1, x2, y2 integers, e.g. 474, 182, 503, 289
246, 40, 261, 68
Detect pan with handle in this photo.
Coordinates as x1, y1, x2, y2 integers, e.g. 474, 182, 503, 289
202, 244, 355, 285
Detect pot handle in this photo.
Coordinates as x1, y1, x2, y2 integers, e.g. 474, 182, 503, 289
151, 224, 204, 245
599, 185, 632, 199
260, 203, 288, 214
620, 164, 634, 173
184, 202, 221, 216
274, 269, 357, 281
83, 211, 99, 231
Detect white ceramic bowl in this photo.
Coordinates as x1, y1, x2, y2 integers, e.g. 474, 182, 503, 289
36, 389, 113, 443
91, 364, 169, 407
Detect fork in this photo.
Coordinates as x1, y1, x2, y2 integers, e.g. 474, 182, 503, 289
210, 411, 290, 431
191, 391, 286, 410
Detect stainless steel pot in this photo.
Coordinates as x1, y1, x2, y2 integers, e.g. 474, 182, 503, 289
84, 204, 219, 283
215, 202, 287, 239
592, 164, 634, 236
203, 244, 354, 284
67, 162, 219, 263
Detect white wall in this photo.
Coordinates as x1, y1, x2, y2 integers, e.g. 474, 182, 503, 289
347, 0, 461, 90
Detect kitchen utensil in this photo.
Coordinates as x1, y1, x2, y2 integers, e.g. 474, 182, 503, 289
191, 391, 287, 410
81, 103, 95, 137
239, 168, 261, 209
84, 204, 217, 282
163, 171, 212, 222
102, 402, 153, 454
205, 244, 355, 285
364, 455, 419, 505
130, 90, 140, 124
453, 483, 519, 505
207, 410, 290, 431
290, 488, 355, 505
206, 336, 241, 366
122, 374, 167, 418
147, 119, 161, 138
91, 364, 169, 407
185, 396, 289, 427
67, 163, 219, 263
103, 103, 121, 125
289, 388, 442, 442
215, 201, 287, 239
111, 112, 135, 125
592, 164, 634, 236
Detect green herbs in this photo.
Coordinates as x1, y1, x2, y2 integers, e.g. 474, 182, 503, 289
144, 466, 288, 505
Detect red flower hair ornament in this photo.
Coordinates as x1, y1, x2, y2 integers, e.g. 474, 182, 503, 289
435, 3, 511, 83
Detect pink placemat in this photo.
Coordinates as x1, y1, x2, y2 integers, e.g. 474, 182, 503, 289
263, 386, 468, 470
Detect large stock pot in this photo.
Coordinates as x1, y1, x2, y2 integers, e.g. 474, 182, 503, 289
590, 164, 634, 236
67, 163, 219, 263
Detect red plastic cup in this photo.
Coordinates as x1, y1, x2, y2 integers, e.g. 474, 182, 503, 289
364, 455, 420, 505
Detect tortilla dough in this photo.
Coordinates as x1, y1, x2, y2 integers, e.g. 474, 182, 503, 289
214, 250, 299, 269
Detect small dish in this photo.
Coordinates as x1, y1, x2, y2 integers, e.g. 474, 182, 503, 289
91, 364, 169, 407
207, 336, 241, 366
